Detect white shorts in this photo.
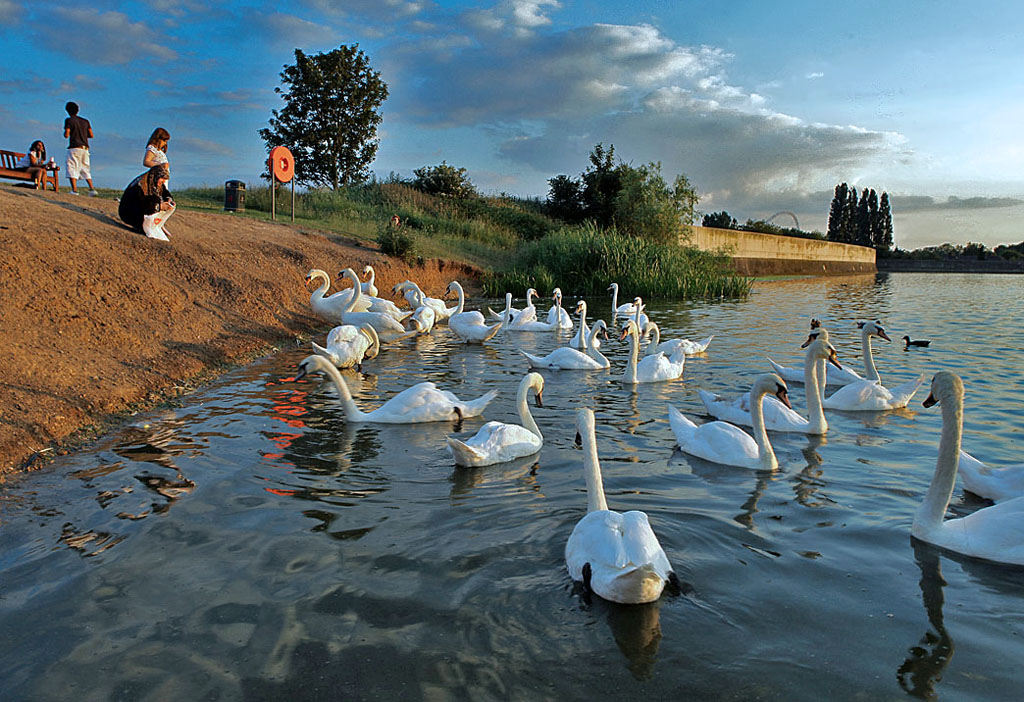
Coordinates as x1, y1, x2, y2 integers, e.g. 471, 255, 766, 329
66, 147, 91, 180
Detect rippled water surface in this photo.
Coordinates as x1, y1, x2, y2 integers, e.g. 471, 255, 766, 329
2, 273, 1023, 701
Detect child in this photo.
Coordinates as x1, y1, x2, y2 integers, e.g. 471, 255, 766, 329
63, 101, 97, 196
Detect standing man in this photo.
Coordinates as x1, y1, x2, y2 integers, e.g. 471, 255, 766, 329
63, 101, 97, 196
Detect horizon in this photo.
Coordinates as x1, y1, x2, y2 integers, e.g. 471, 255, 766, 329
2, 0, 1022, 250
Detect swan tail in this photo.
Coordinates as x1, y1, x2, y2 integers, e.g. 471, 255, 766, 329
697, 335, 714, 351
311, 342, 337, 365
480, 324, 501, 342
519, 350, 545, 368
458, 389, 499, 417
889, 373, 927, 407
697, 388, 723, 417
767, 358, 788, 376
487, 307, 504, 321
668, 404, 698, 445
447, 437, 485, 466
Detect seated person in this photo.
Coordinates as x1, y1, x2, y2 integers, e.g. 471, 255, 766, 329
16, 140, 49, 189
118, 164, 175, 241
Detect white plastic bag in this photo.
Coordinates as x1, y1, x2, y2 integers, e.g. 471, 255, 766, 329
143, 204, 175, 241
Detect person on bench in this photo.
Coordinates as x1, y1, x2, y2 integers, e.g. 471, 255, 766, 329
15, 141, 50, 190
118, 164, 175, 241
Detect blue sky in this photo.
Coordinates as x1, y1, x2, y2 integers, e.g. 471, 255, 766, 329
2, 0, 1022, 249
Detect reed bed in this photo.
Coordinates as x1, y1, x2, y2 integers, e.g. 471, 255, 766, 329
483, 224, 753, 299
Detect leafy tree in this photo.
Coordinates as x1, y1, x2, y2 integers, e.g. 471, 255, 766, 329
877, 192, 894, 251
260, 45, 388, 190
703, 211, 738, 229
411, 161, 477, 198
613, 162, 698, 244
546, 174, 585, 222
580, 143, 621, 228
827, 183, 847, 242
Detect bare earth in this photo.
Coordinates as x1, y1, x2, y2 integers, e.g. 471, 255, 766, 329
0, 185, 480, 477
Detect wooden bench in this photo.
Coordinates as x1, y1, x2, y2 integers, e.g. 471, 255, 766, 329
0, 149, 60, 191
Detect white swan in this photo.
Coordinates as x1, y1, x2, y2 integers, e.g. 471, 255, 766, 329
645, 322, 713, 356
445, 281, 501, 343
508, 288, 559, 331
487, 288, 531, 324
821, 328, 925, 411
402, 286, 436, 334
393, 280, 457, 322
569, 300, 601, 350
305, 268, 370, 322
360, 265, 379, 298
956, 451, 1024, 503
620, 320, 684, 384
608, 282, 642, 317
912, 372, 1024, 565
311, 323, 380, 369
565, 408, 678, 604
769, 320, 892, 387
520, 320, 610, 370
447, 373, 544, 466
670, 373, 791, 470
546, 288, 574, 329
295, 355, 498, 423
699, 338, 841, 435
338, 269, 411, 342
333, 268, 406, 320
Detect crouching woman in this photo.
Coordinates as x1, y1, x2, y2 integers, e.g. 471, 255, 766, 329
119, 164, 175, 241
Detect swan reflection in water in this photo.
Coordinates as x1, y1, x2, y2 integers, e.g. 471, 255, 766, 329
792, 434, 836, 509
897, 542, 954, 699
579, 596, 665, 681
448, 455, 541, 502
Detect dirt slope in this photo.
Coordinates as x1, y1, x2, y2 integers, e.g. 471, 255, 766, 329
0, 185, 479, 477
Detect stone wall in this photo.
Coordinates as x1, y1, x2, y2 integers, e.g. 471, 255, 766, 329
687, 226, 876, 275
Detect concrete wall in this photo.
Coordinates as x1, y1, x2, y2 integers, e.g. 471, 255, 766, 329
686, 225, 876, 276
877, 258, 1024, 273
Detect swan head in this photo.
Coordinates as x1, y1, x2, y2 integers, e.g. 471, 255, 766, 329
304, 269, 327, 285
526, 288, 537, 302
294, 354, 333, 382
753, 373, 792, 409
592, 319, 609, 339
607, 283, 618, 292
857, 320, 892, 342
524, 372, 545, 407
574, 300, 586, 315
923, 371, 962, 408
805, 338, 842, 369
362, 265, 373, 278
552, 287, 562, 301
810, 318, 821, 329
800, 326, 830, 347
618, 319, 640, 341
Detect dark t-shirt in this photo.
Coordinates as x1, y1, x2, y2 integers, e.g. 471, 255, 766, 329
64, 115, 91, 149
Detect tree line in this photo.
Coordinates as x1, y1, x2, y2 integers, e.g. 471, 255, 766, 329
826, 183, 893, 252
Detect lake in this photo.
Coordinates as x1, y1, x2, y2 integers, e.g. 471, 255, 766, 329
1, 272, 1022, 701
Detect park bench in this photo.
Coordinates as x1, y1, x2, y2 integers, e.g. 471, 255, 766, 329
0, 149, 60, 191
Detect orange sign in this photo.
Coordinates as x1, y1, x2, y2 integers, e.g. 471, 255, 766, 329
268, 146, 294, 183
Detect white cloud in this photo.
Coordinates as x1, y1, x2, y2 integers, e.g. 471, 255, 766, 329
0, 0, 23, 25
806, 71, 824, 79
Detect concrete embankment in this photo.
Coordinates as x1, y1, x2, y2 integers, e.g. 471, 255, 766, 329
687, 225, 876, 276
877, 258, 1024, 273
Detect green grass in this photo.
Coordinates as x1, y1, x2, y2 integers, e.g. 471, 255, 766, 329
167, 182, 751, 300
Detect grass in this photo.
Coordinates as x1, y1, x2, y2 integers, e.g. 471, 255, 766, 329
166, 182, 751, 300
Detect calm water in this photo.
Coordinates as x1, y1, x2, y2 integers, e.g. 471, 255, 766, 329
2, 273, 1023, 701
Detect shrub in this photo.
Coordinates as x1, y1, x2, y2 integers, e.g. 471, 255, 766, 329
378, 222, 416, 262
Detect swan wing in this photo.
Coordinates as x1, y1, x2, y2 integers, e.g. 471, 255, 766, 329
766, 358, 803, 385
325, 324, 360, 345
311, 342, 341, 367
670, 406, 758, 468
959, 450, 1024, 503
926, 497, 1024, 565
637, 352, 683, 383
369, 382, 462, 423
448, 421, 541, 466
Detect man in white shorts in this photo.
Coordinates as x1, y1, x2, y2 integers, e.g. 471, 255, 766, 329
63, 101, 97, 196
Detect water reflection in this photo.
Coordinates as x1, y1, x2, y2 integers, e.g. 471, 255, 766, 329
897, 542, 954, 699
792, 435, 835, 509
589, 598, 664, 680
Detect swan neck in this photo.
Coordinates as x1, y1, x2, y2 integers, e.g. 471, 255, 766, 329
648, 324, 660, 354
862, 330, 880, 382
624, 330, 638, 383
516, 381, 542, 440
322, 361, 364, 420
917, 393, 964, 530
610, 285, 619, 314
503, 294, 512, 327
749, 387, 777, 469
313, 272, 330, 300
583, 427, 608, 512
342, 270, 362, 313
804, 350, 827, 432
453, 282, 465, 314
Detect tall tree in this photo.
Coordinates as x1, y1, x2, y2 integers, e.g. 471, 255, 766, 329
827, 183, 848, 241
854, 188, 871, 246
546, 174, 585, 222
878, 192, 894, 251
613, 162, 699, 244
259, 45, 388, 190
580, 143, 621, 228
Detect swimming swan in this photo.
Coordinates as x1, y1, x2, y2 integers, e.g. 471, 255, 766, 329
546, 288, 573, 329
335, 268, 405, 320
339, 269, 414, 342
520, 320, 610, 370
607, 283, 643, 317
767, 321, 884, 387
821, 327, 925, 412
699, 338, 841, 435
956, 451, 1024, 503
360, 265, 379, 298
644, 322, 713, 356
393, 280, 457, 322
447, 372, 544, 466
569, 300, 601, 349
295, 355, 497, 423
445, 281, 501, 343
912, 372, 1024, 565
508, 288, 559, 331
670, 374, 791, 470
312, 323, 380, 369
565, 408, 679, 604
620, 320, 684, 384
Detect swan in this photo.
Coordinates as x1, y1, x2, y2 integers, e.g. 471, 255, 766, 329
338, 269, 411, 342
520, 320, 610, 370
698, 338, 841, 435
401, 286, 436, 334
447, 373, 544, 466
912, 372, 1024, 565
333, 268, 406, 320
608, 283, 642, 317
629, 297, 650, 334
546, 288, 574, 329
820, 327, 925, 411
487, 289, 528, 324
620, 320, 684, 384
393, 281, 457, 322
768, 322, 877, 387
305, 269, 370, 322
295, 355, 498, 423
644, 322, 713, 356
569, 300, 601, 350
445, 281, 501, 343
565, 408, 679, 604
508, 288, 559, 331
956, 451, 1024, 503
670, 374, 791, 470
311, 323, 380, 369
360, 265, 379, 298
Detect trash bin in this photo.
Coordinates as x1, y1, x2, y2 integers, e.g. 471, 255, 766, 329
224, 180, 245, 212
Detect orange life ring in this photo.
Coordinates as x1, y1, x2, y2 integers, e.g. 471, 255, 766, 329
268, 146, 294, 183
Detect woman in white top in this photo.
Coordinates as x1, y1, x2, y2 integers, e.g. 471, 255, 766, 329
16, 140, 48, 189
143, 128, 170, 169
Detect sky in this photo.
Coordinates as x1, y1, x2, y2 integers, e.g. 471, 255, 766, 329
2, 0, 1022, 250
